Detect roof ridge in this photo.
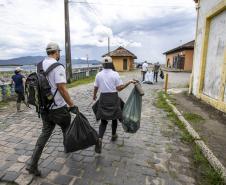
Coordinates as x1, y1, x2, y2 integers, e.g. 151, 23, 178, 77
102, 46, 137, 59
163, 40, 195, 55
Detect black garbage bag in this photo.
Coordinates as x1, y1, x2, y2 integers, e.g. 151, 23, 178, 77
64, 113, 98, 153
160, 70, 164, 79
122, 85, 143, 133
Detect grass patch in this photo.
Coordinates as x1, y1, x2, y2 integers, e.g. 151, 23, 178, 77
155, 91, 224, 184
183, 112, 204, 124
155, 92, 171, 112
66, 76, 95, 88
0, 101, 9, 109
194, 145, 224, 185
155, 92, 193, 143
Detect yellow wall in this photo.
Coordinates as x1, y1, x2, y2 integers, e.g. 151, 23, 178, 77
165, 50, 194, 71
112, 56, 134, 72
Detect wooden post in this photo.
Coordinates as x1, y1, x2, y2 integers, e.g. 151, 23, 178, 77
164, 73, 169, 93
189, 73, 193, 95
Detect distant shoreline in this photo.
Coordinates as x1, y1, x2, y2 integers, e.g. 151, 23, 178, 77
0, 64, 23, 66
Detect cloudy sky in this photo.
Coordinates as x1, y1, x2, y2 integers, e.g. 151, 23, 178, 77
0, 0, 197, 63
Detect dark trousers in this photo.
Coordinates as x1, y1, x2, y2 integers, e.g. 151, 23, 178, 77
142, 71, 147, 82
15, 91, 25, 103
99, 119, 118, 139
154, 72, 158, 82
29, 106, 71, 168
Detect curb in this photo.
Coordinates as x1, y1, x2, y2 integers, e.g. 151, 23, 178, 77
163, 94, 226, 182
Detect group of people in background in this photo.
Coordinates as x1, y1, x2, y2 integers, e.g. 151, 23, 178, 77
141, 61, 162, 84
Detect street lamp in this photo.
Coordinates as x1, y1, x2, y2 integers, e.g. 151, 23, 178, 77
86, 54, 90, 69
86, 54, 90, 77
99, 36, 110, 54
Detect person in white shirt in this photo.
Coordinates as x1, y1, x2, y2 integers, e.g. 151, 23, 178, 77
26, 42, 78, 176
141, 61, 148, 82
93, 56, 136, 154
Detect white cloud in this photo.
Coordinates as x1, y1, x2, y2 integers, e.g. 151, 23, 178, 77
0, 0, 196, 61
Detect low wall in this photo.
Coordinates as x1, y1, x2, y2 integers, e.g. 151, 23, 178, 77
0, 67, 101, 101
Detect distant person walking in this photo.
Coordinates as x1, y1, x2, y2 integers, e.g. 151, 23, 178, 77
141, 61, 148, 82
93, 56, 136, 154
11, 67, 26, 112
26, 42, 79, 176
153, 62, 160, 82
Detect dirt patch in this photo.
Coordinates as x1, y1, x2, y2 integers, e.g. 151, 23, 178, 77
171, 92, 226, 168
180, 93, 226, 123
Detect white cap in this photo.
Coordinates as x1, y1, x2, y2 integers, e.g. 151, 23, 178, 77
46, 42, 61, 52
102, 56, 113, 63
15, 67, 22, 72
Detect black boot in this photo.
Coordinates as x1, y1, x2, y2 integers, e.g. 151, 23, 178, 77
26, 165, 41, 176
111, 134, 118, 142
95, 138, 102, 154
27, 146, 43, 176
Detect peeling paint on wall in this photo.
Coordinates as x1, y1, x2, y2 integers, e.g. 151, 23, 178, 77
192, 0, 223, 96
203, 10, 226, 99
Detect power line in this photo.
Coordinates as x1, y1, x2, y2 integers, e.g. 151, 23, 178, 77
83, 0, 104, 25
70, 0, 112, 51
70, 0, 108, 30
69, 1, 193, 8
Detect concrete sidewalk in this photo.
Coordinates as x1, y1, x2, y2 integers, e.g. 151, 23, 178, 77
171, 92, 226, 168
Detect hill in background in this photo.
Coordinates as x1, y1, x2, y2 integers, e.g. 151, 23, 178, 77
0, 56, 101, 66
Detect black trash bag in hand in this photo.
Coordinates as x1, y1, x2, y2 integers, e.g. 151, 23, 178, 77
160, 70, 164, 79
122, 86, 143, 133
64, 113, 98, 153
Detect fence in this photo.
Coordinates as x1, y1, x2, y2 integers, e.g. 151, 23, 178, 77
0, 67, 101, 102
71, 67, 100, 81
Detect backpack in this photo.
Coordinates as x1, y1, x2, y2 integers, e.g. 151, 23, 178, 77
25, 61, 64, 116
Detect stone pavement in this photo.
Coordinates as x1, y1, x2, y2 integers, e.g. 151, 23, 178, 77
0, 71, 197, 185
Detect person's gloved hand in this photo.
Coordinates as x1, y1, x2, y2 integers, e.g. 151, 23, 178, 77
69, 105, 79, 114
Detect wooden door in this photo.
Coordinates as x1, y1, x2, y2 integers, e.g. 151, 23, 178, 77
123, 59, 128, 70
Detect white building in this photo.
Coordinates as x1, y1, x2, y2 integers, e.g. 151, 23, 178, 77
191, 0, 226, 112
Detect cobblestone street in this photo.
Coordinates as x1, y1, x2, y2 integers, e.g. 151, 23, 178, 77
0, 71, 197, 185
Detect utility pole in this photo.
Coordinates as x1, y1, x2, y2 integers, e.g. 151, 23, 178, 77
64, 0, 72, 83
86, 54, 89, 69
86, 54, 90, 77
